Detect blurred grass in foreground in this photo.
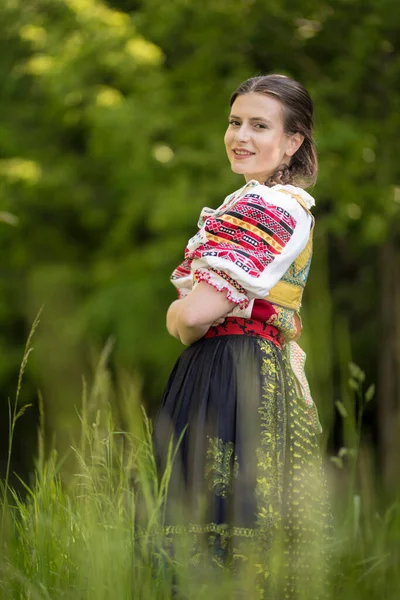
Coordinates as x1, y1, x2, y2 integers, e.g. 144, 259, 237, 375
0, 320, 399, 599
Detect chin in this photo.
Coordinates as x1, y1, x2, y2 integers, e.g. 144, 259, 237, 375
231, 163, 250, 176
231, 166, 261, 183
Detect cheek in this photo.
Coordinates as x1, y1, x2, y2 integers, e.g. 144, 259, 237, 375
260, 135, 282, 158
224, 129, 233, 148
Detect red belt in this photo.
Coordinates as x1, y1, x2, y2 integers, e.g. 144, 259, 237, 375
204, 317, 283, 350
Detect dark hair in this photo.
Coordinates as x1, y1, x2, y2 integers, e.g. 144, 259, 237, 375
230, 74, 317, 188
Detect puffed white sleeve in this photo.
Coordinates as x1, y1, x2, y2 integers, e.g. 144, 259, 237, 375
187, 184, 313, 309
170, 258, 193, 298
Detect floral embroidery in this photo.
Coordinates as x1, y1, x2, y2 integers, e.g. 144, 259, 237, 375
266, 304, 299, 340
205, 317, 284, 347
255, 343, 286, 536
205, 437, 239, 498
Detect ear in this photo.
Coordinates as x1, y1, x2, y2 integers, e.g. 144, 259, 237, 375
286, 133, 304, 157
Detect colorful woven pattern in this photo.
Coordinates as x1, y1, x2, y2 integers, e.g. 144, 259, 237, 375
192, 192, 297, 278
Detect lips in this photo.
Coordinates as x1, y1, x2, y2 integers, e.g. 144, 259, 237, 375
232, 148, 255, 158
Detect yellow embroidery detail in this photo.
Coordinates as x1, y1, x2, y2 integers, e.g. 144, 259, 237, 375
295, 233, 313, 271
220, 214, 285, 252
255, 343, 285, 535
205, 232, 243, 248
205, 437, 239, 498
267, 192, 315, 312
266, 280, 303, 310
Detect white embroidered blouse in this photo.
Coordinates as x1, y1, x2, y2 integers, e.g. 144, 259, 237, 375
171, 180, 315, 320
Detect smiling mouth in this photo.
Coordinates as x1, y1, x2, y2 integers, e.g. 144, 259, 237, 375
233, 149, 255, 157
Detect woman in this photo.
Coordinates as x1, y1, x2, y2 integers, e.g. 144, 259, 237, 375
154, 74, 332, 597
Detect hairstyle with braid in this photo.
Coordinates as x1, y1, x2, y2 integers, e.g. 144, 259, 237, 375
229, 74, 317, 189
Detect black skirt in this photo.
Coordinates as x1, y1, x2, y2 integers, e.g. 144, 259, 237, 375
154, 325, 332, 597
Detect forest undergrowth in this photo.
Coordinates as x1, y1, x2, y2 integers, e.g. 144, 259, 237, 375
0, 316, 399, 600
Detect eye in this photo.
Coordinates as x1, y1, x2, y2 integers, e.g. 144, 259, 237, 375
228, 119, 241, 127
254, 123, 268, 130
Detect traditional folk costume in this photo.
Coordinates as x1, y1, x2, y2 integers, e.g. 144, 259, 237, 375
154, 181, 332, 597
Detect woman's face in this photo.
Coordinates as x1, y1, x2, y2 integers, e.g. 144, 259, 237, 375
224, 92, 299, 183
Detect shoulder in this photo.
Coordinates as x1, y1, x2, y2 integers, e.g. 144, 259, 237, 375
271, 183, 315, 210
242, 182, 315, 209
238, 182, 315, 225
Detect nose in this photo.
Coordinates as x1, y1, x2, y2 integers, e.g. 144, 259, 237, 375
235, 123, 251, 143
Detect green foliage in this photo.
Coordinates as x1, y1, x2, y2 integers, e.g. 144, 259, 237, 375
0, 0, 399, 489
0, 0, 175, 406
0, 335, 399, 598
1, 0, 400, 595
0, 0, 399, 406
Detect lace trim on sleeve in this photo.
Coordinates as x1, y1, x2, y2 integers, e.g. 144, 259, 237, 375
194, 268, 249, 309
177, 288, 190, 299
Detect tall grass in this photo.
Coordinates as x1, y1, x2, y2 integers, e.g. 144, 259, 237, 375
0, 324, 399, 599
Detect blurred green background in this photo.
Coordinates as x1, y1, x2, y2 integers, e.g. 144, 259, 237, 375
0, 0, 399, 489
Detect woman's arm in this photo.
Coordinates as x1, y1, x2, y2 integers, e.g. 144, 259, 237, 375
167, 282, 235, 345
